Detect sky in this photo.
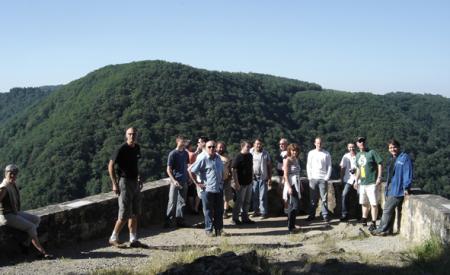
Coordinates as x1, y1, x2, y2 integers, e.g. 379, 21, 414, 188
1, 0, 449, 97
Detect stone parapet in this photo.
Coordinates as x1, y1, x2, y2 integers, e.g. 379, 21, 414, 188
0, 178, 170, 256
400, 192, 450, 244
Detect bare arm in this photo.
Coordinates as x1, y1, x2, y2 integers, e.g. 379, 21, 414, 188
232, 168, 240, 191
267, 159, 272, 185
108, 160, 120, 195
376, 164, 383, 185
283, 158, 292, 195
166, 166, 180, 187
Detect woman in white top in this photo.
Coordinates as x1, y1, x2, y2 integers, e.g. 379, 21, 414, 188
283, 144, 302, 233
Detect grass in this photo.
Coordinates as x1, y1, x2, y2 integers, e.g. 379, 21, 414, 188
91, 239, 282, 275
407, 235, 449, 274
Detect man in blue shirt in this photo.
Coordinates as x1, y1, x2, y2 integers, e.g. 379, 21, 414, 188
371, 139, 413, 236
165, 136, 189, 228
189, 140, 224, 236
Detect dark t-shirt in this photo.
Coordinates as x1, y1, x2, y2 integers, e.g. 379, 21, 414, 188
111, 143, 141, 179
167, 149, 189, 183
232, 153, 253, 185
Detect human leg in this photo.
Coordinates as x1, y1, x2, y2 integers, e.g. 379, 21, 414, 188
241, 185, 253, 222
203, 192, 213, 232
252, 179, 260, 215
318, 180, 329, 219
308, 179, 319, 219
287, 188, 299, 231
341, 183, 352, 218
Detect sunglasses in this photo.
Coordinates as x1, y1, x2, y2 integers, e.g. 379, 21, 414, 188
207, 146, 216, 149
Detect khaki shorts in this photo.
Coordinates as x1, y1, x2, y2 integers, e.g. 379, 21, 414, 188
118, 178, 142, 220
359, 183, 380, 206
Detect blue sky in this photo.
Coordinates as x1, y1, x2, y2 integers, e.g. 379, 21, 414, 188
1, 0, 449, 97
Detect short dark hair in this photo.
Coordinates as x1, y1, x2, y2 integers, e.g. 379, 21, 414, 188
388, 139, 400, 148
198, 136, 209, 143
240, 140, 251, 148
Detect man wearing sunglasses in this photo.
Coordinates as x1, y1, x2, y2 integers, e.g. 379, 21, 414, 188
189, 140, 224, 236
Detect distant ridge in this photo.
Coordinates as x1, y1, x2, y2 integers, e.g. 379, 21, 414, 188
0, 60, 448, 209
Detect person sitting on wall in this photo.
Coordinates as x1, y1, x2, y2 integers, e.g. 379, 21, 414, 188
0, 164, 53, 259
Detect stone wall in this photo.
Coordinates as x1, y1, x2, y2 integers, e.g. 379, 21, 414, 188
400, 192, 450, 244
1, 177, 449, 256
0, 178, 170, 256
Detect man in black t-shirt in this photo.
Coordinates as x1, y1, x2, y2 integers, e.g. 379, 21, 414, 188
108, 127, 148, 248
231, 140, 255, 225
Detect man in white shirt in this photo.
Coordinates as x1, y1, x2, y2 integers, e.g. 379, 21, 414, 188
339, 142, 357, 221
306, 137, 332, 222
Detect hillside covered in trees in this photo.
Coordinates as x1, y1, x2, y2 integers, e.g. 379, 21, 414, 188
0, 60, 448, 209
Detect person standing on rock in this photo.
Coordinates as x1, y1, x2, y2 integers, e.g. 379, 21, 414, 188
165, 135, 189, 228
189, 140, 225, 236
283, 144, 302, 233
108, 127, 148, 248
217, 141, 233, 219
0, 164, 53, 259
339, 142, 358, 221
250, 138, 272, 219
354, 136, 383, 232
231, 140, 255, 225
371, 139, 412, 236
306, 137, 332, 222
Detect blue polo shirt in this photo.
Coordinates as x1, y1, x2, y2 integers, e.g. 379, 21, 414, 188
190, 153, 224, 193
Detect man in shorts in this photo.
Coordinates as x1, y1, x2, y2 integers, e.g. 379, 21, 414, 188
355, 136, 383, 232
108, 127, 148, 248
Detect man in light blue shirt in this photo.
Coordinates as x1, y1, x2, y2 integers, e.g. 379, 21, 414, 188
189, 140, 224, 236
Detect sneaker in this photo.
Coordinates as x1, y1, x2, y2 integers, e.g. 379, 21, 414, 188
251, 212, 261, 218
129, 240, 150, 249
242, 219, 256, 224
305, 216, 315, 222
340, 216, 349, 222
361, 218, 368, 226
205, 231, 214, 237
323, 216, 330, 223
109, 239, 126, 248
260, 215, 269, 220
38, 253, 55, 260
370, 230, 388, 236
231, 219, 242, 225
223, 212, 230, 219
368, 223, 377, 232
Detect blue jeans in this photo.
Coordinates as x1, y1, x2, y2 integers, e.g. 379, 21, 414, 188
252, 178, 268, 215
287, 187, 300, 231
203, 191, 224, 232
166, 181, 187, 221
232, 184, 252, 221
341, 183, 353, 217
309, 179, 329, 218
377, 196, 404, 233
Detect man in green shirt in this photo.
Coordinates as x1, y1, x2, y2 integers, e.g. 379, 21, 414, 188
355, 137, 383, 232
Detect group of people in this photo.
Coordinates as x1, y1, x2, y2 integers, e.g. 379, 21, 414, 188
0, 127, 413, 256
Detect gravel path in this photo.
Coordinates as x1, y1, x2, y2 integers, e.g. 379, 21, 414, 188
0, 214, 413, 274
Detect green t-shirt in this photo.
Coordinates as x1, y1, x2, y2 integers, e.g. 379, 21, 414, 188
356, 149, 383, 185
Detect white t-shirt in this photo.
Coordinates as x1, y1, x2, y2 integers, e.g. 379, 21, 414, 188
306, 149, 332, 180
340, 152, 357, 184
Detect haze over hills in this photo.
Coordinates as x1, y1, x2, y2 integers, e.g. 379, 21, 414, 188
0, 60, 448, 209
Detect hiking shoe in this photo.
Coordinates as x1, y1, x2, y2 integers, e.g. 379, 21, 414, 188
242, 219, 256, 224
323, 216, 330, 223
340, 216, 349, 222
231, 219, 242, 225
129, 240, 150, 248
176, 221, 188, 228
260, 214, 269, 220
305, 216, 315, 222
368, 223, 377, 232
223, 212, 230, 219
109, 239, 126, 248
251, 212, 261, 218
38, 253, 55, 260
371, 230, 388, 236
361, 218, 368, 226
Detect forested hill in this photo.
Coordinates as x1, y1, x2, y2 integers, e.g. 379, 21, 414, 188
0, 86, 57, 124
0, 60, 448, 209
